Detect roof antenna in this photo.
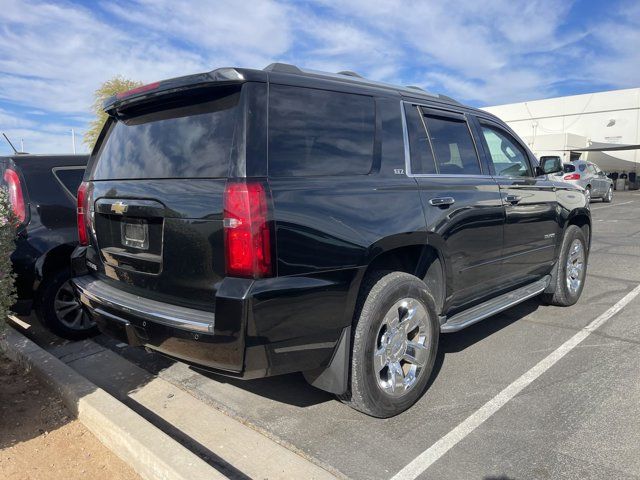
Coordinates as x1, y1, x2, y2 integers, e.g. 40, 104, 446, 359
2, 132, 19, 154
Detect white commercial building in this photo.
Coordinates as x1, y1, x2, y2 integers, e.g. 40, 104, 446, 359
483, 88, 640, 174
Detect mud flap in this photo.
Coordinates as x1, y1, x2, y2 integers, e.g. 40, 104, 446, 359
302, 326, 350, 395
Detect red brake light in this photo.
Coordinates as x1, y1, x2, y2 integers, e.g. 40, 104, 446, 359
77, 182, 89, 246
116, 81, 161, 99
564, 173, 581, 180
3, 168, 26, 223
223, 181, 272, 278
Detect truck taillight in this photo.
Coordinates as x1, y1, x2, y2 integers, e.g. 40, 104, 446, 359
77, 182, 89, 246
223, 181, 272, 278
3, 168, 26, 223
564, 173, 581, 180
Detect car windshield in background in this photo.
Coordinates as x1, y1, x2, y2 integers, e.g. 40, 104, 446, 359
564, 164, 576, 173
92, 90, 241, 180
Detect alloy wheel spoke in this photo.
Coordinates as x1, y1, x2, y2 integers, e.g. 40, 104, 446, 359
403, 341, 428, 366
389, 361, 405, 393
55, 299, 78, 309
383, 308, 399, 331
56, 303, 78, 318
399, 303, 422, 336
69, 308, 83, 327
374, 347, 388, 372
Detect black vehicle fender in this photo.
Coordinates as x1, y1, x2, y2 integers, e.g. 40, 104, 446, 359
562, 207, 592, 250
544, 206, 591, 295
33, 243, 77, 305
306, 236, 448, 395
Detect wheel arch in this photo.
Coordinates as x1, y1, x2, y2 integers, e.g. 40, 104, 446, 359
33, 243, 76, 308
566, 210, 591, 247
359, 236, 448, 316
305, 238, 449, 395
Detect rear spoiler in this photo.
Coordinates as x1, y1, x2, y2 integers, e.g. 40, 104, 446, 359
103, 67, 266, 116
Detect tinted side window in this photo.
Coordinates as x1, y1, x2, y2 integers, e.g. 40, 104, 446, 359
405, 105, 436, 174
423, 115, 481, 175
53, 167, 85, 198
480, 124, 531, 177
268, 85, 374, 177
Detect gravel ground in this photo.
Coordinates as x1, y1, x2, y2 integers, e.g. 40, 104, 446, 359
0, 352, 140, 480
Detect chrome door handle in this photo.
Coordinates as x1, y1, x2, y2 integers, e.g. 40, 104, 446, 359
505, 194, 522, 204
429, 197, 455, 207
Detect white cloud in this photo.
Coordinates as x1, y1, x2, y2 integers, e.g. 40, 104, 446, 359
0, 0, 638, 154
586, 2, 640, 88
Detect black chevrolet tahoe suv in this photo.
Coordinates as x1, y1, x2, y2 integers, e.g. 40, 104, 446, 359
71, 64, 590, 417
1, 154, 95, 338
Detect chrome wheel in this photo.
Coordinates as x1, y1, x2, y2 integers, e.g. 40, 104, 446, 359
373, 298, 430, 397
606, 187, 613, 202
54, 281, 94, 330
565, 239, 585, 295
585, 188, 591, 203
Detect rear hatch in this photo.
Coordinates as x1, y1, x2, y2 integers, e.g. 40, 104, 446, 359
86, 84, 246, 312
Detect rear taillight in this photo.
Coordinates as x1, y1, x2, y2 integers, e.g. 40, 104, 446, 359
564, 173, 581, 180
3, 168, 26, 223
77, 182, 89, 246
223, 181, 272, 278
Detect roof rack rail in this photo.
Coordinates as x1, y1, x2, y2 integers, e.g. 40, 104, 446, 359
437, 94, 461, 104
337, 70, 363, 78
261, 63, 462, 105
263, 63, 302, 74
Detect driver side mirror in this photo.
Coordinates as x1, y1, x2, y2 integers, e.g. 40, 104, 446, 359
539, 157, 563, 175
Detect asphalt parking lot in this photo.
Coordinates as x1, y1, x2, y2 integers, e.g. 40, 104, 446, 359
23, 191, 640, 479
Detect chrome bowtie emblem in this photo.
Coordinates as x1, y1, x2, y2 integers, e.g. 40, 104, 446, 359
110, 201, 128, 215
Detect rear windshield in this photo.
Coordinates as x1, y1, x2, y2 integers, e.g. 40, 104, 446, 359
91, 89, 241, 180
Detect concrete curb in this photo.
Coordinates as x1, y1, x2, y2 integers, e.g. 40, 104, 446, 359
1, 326, 226, 480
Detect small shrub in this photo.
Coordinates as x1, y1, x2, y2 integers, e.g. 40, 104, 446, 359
0, 186, 17, 332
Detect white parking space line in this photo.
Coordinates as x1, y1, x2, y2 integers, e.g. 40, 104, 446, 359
391, 283, 640, 480
591, 200, 634, 210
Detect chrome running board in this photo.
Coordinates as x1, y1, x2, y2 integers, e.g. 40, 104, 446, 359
441, 275, 551, 333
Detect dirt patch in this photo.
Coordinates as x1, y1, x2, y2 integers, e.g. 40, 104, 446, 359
0, 353, 140, 479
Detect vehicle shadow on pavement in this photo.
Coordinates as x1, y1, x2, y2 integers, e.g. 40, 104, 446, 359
440, 299, 540, 354
188, 301, 541, 409
193, 369, 335, 408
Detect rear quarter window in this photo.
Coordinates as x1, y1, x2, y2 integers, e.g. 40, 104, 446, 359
268, 85, 375, 177
52, 167, 85, 198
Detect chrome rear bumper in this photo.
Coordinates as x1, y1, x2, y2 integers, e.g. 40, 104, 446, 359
72, 275, 215, 334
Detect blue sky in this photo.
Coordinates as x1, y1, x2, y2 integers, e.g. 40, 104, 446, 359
0, 0, 638, 155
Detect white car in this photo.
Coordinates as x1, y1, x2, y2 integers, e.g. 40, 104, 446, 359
541, 157, 613, 203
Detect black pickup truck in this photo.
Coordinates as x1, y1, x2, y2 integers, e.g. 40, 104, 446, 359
71, 64, 590, 417
1, 154, 94, 338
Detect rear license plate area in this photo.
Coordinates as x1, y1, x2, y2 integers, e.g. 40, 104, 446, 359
94, 198, 165, 275
121, 219, 149, 250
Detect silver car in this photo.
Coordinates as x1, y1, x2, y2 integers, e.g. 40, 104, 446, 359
542, 157, 614, 203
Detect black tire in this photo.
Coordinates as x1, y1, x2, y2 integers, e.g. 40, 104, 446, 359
36, 268, 98, 340
339, 271, 439, 418
541, 225, 588, 307
602, 186, 613, 203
